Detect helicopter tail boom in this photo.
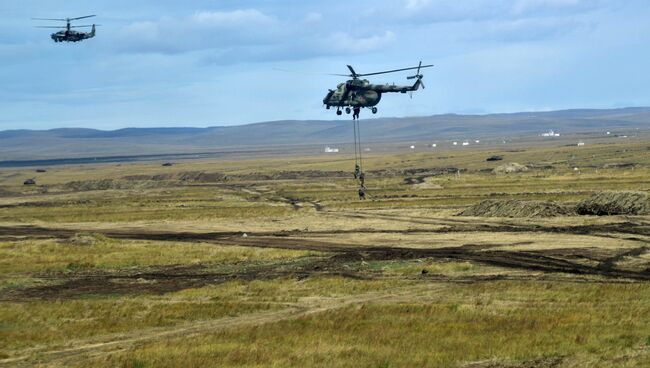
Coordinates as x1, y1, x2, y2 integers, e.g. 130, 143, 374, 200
371, 77, 423, 94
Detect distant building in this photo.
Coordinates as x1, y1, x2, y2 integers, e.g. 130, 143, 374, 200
431, 143, 437, 148
324, 146, 339, 153
577, 142, 585, 147
462, 141, 469, 146
475, 140, 480, 143
542, 130, 560, 137
453, 142, 458, 146
410, 145, 415, 149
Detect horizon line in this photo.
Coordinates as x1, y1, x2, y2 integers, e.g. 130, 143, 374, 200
1, 106, 648, 133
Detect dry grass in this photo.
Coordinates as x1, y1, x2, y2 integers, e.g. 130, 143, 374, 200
0, 238, 316, 276
0, 139, 649, 366
83, 281, 650, 368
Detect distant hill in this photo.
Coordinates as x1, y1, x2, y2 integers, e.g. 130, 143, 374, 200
1, 107, 649, 161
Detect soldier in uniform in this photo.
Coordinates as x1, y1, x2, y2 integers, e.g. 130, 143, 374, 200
358, 185, 366, 200
353, 106, 361, 120
359, 171, 365, 186
354, 164, 360, 179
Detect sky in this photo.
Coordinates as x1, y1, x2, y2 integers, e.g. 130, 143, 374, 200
1, 0, 650, 130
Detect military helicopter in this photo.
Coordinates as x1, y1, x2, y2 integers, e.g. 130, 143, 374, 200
33, 15, 99, 43
323, 61, 433, 116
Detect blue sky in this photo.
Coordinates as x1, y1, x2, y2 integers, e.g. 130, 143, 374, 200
1, 0, 649, 130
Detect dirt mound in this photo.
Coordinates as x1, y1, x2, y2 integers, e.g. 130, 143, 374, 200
603, 162, 636, 169
68, 233, 110, 246
459, 199, 572, 218
493, 163, 528, 174
122, 171, 228, 183
576, 191, 650, 215
63, 179, 167, 192
64, 179, 121, 191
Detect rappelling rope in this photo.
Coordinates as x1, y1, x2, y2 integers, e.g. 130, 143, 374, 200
354, 119, 363, 172
353, 120, 357, 166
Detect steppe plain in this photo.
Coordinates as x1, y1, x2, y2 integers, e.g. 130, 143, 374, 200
1, 134, 649, 367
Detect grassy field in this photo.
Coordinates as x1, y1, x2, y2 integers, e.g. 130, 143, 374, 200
0, 137, 649, 367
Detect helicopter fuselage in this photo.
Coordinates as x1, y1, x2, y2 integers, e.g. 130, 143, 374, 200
323, 78, 422, 109
323, 80, 382, 108
51, 30, 94, 42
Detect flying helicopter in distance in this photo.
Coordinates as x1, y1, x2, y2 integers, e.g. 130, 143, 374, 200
32, 15, 99, 43
323, 61, 433, 116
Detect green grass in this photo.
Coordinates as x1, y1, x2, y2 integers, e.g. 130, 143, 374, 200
0, 238, 317, 276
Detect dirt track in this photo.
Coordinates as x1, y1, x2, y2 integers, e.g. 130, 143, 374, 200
1, 218, 649, 302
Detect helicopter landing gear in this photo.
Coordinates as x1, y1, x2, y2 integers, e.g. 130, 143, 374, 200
371, 107, 378, 114
336, 108, 342, 116
326, 105, 331, 110
345, 107, 351, 114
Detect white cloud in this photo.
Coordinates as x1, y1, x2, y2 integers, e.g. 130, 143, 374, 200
114, 8, 397, 62
192, 9, 276, 27
115, 9, 282, 54
512, 0, 588, 15
405, 0, 431, 11
325, 31, 396, 53
304, 12, 323, 23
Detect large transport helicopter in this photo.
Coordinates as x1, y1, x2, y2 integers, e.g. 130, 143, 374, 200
33, 15, 99, 43
323, 61, 433, 116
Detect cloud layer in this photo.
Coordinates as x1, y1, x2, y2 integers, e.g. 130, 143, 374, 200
0, 0, 648, 129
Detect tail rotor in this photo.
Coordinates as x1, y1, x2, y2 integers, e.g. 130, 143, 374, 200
406, 60, 432, 98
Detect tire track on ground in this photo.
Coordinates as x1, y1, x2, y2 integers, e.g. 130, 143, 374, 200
0, 283, 440, 367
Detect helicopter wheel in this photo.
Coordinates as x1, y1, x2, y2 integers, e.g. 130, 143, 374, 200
345, 107, 351, 114
371, 107, 378, 114
336, 109, 342, 116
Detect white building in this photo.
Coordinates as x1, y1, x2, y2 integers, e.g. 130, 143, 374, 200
462, 141, 469, 146
431, 143, 437, 148
324, 146, 339, 153
542, 130, 561, 137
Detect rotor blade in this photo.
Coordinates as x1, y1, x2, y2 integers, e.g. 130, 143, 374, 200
32, 18, 67, 21
35, 26, 65, 28
70, 25, 100, 28
357, 64, 433, 77
347, 65, 357, 77
69, 15, 96, 21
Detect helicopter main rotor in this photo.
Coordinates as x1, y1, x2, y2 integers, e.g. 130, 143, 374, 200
333, 62, 434, 80
32, 15, 96, 30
